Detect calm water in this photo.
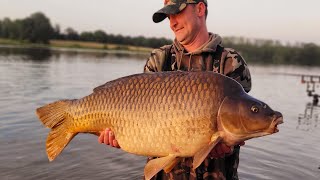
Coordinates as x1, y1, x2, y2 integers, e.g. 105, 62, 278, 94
0, 46, 319, 180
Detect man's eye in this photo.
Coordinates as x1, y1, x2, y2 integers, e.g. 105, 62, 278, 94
251, 106, 259, 113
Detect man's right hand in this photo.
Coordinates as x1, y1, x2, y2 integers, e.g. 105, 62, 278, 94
98, 128, 121, 148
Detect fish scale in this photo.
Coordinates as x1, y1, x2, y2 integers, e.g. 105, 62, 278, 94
61, 72, 223, 157
36, 71, 283, 179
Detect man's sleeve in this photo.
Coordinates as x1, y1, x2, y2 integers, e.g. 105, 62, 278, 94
222, 48, 252, 93
225, 145, 240, 180
143, 47, 168, 73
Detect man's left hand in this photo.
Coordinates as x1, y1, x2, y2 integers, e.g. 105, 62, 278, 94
209, 142, 245, 159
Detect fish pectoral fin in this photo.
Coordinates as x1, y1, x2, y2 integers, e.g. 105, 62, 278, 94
193, 133, 222, 169
144, 154, 177, 180
163, 157, 182, 173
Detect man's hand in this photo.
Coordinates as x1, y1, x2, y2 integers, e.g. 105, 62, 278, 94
209, 142, 245, 159
98, 128, 120, 148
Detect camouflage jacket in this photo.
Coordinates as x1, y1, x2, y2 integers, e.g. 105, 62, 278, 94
143, 33, 252, 180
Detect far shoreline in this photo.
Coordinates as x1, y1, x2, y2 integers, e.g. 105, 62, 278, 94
0, 38, 152, 55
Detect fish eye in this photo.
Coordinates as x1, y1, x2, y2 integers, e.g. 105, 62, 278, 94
251, 106, 259, 113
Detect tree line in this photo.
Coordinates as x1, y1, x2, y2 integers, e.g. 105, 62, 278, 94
0, 12, 172, 48
0, 12, 54, 43
223, 37, 320, 66
0, 12, 319, 65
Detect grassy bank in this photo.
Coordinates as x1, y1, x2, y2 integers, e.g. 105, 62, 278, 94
0, 38, 152, 53
0, 38, 30, 45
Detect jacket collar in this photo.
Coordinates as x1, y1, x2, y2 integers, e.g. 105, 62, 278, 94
173, 33, 222, 55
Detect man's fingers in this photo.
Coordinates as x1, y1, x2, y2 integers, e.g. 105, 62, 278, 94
215, 145, 224, 157
98, 128, 120, 148
209, 143, 234, 159
210, 144, 222, 159
220, 143, 231, 154
98, 131, 104, 143
113, 140, 120, 148
109, 131, 114, 146
104, 129, 110, 145
209, 149, 218, 158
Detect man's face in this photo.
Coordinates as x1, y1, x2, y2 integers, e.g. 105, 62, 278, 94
168, 4, 201, 45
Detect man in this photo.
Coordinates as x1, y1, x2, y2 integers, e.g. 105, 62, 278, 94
99, 0, 251, 179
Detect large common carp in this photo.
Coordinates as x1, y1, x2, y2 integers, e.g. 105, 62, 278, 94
36, 71, 283, 179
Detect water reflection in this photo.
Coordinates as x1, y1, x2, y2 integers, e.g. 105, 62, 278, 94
0, 45, 149, 62
297, 102, 319, 131
301, 74, 320, 104
297, 74, 320, 131
0, 46, 52, 61
1, 47, 320, 180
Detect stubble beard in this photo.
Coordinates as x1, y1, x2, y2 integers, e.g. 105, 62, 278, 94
176, 31, 191, 46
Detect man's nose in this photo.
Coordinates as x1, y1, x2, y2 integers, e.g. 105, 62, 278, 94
169, 15, 177, 28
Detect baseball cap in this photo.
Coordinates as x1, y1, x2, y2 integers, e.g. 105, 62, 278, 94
153, 0, 208, 23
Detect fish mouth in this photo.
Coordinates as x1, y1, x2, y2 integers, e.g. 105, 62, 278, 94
271, 112, 284, 133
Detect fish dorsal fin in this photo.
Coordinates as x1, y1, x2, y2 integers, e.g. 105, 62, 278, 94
144, 154, 177, 180
93, 73, 143, 93
93, 84, 106, 92
193, 133, 222, 169
93, 76, 127, 92
93, 79, 123, 92
93, 81, 114, 92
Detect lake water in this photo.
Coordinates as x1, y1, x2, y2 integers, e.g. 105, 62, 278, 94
0, 46, 319, 180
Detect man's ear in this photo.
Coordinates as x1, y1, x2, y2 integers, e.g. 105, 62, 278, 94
196, 2, 206, 17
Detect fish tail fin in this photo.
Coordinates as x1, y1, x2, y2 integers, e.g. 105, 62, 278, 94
46, 124, 77, 161
36, 100, 77, 161
36, 100, 72, 129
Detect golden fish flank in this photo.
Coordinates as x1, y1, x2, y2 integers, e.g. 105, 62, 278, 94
36, 71, 283, 180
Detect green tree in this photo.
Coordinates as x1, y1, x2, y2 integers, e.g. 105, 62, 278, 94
297, 43, 320, 66
25, 12, 54, 43
1, 18, 12, 38
0, 20, 2, 37
19, 17, 34, 41
10, 19, 24, 39
80, 31, 95, 41
133, 36, 147, 47
93, 30, 108, 43
65, 27, 79, 40
114, 34, 125, 44
52, 24, 63, 39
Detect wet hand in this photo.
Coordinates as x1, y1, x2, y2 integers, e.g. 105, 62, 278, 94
98, 128, 120, 148
209, 141, 245, 159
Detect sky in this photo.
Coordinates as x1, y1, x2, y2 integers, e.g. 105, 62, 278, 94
0, 0, 319, 45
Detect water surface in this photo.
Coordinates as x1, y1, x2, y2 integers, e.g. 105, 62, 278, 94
0, 47, 319, 179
